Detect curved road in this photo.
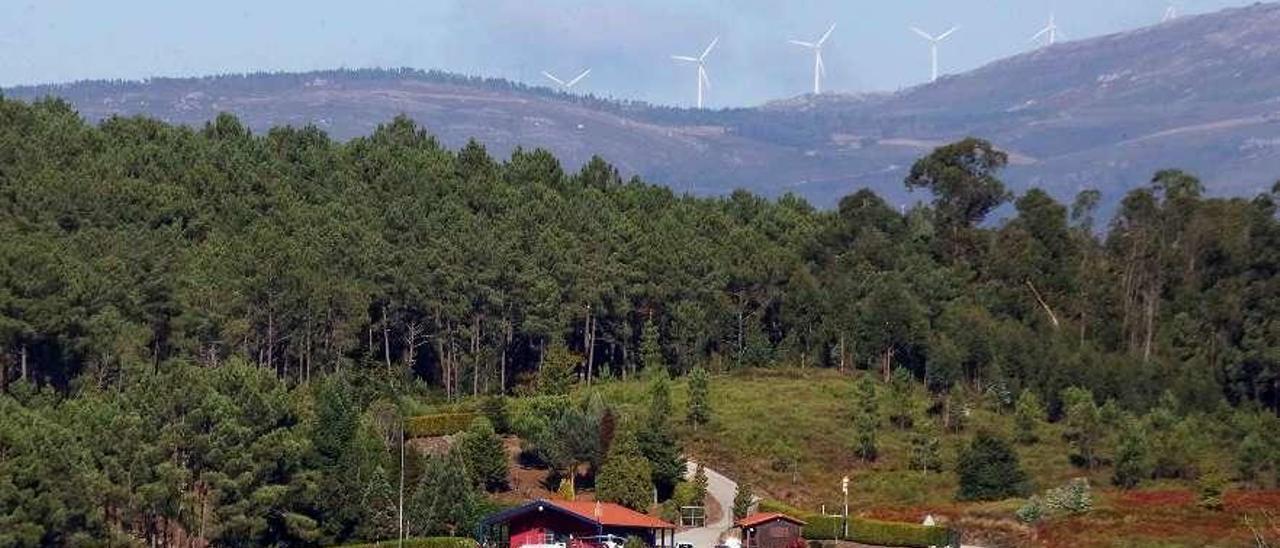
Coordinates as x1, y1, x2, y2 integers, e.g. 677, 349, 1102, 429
674, 461, 743, 548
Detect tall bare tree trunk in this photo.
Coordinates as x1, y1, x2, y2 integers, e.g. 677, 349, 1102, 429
305, 326, 312, 384
382, 304, 392, 370
584, 305, 595, 386
1143, 288, 1157, 363
20, 343, 28, 381
839, 335, 846, 372
472, 314, 481, 396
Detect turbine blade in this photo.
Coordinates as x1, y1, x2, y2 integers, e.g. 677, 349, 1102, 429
817, 52, 826, 77
910, 27, 934, 41
566, 68, 591, 87
937, 26, 959, 41
1030, 26, 1050, 41
789, 39, 816, 48
541, 71, 565, 86
700, 36, 719, 60
700, 66, 711, 90
671, 55, 698, 62
817, 23, 836, 45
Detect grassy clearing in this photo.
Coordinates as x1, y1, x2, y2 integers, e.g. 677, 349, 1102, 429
584, 369, 1278, 547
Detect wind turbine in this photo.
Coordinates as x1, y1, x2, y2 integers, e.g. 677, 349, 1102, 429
909, 26, 959, 83
1030, 13, 1064, 48
671, 36, 719, 109
1162, 2, 1179, 22
541, 68, 592, 91
789, 23, 836, 94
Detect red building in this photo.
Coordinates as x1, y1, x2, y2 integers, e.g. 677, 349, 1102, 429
481, 499, 677, 548
734, 513, 807, 548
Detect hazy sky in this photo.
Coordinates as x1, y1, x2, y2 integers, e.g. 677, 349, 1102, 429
0, 0, 1259, 107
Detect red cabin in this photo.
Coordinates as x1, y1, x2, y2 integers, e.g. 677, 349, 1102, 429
481, 499, 677, 548
734, 513, 807, 548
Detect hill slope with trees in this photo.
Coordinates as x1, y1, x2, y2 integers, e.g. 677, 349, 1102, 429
1, 95, 1279, 545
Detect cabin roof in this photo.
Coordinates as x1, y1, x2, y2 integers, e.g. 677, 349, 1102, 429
734, 512, 808, 528
482, 499, 676, 530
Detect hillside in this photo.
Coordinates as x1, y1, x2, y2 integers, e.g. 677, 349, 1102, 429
8, 2, 1280, 209
591, 370, 1280, 548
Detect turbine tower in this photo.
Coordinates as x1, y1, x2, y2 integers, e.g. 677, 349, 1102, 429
541, 69, 592, 91
788, 23, 836, 94
671, 36, 719, 109
1030, 13, 1064, 47
909, 26, 959, 83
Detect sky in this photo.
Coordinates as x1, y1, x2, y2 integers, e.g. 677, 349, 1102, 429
0, 0, 1261, 108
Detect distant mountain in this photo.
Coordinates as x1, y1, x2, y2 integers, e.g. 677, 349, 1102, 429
8, 2, 1280, 209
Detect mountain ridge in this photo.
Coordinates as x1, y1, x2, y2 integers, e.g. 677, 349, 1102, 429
7, 2, 1280, 209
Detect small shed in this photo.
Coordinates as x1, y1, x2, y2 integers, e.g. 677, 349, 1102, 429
734, 513, 807, 548
480, 499, 677, 548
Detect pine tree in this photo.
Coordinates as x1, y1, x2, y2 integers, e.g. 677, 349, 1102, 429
409, 451, 481, 537
852, 376, 880, 461
956, 430, 1029, 501
908, 414, 942, 473
1111, 418, 1151, 490
687, 366, 711, 429
732, 481, 754, 520
692, 463, 710, 504
539, 343, 580, 395
1013, 389, 1045, 445
638, 368, 685, 498
596, 429, 654, 511
1061, 387, 1103, 469
641, 316, 663, 374
458, 417, 509, 492
1237, 432, 1269, 486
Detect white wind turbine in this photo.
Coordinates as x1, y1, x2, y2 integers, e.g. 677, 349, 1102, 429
541, 68, 592, 91
1030, 13, 1064, 47
789, 23, 836, 95
909, 26, 959, 83
671, 36, 719, 109
1162, 2, 1179, 22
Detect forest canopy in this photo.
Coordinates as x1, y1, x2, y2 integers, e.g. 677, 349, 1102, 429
1, 97, 1278, 414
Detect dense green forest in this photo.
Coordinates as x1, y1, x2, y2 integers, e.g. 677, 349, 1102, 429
1, 95, 1279, 544
3, 96, 1277, 410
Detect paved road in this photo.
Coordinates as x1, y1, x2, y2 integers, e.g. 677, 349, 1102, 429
673, 460, 741, 548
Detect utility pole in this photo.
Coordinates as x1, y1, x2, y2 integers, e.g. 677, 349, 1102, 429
841, 476, 849, 539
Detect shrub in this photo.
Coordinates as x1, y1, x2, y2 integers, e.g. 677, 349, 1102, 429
848, 517, 952, 548
955, 430, 1030, 501
1043, 478, 1092, 515
1015, 496, 1044, 524
762, 500, 952, 548
1197, 463, 1227, 511
405, 413, 478, 438
332, 537, 477, 548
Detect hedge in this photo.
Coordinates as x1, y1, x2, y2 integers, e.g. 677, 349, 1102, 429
760, 499, 954, 548
332, 537, 476, 548
405, 412, 478, 438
